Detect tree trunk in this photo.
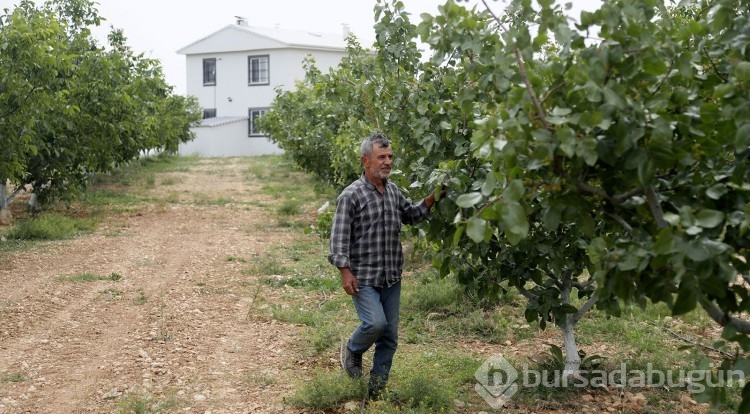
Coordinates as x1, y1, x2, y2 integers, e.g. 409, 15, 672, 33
0, 181, 11, 225
28, 193, 38, 213
560, 280, 582, 376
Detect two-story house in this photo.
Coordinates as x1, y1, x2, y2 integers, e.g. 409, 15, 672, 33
176, 18, 352, 157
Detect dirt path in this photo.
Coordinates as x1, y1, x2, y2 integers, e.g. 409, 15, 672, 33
0, 159, 306, 413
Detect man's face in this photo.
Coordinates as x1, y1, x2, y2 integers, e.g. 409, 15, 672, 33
363, 145, 393, 181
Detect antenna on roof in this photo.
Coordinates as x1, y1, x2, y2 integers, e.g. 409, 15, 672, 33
235, 16, 248, 26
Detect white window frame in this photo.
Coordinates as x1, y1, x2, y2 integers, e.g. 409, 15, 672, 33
203, 58, 216, 86
247, 55, 269, 85
248, 108, 268, 136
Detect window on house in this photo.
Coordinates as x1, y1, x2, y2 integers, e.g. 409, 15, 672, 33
203, 58, 216, 86
203, 108, 216, 119
247, 55, 269, 85
248, 108, 268, 136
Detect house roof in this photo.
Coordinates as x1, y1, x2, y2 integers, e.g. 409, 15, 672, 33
177, 24, 350, 55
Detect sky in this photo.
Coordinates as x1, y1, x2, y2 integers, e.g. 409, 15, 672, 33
0, 0, 601, 96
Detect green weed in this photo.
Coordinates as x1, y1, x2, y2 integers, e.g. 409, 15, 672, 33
5, 213, 97, 240
58, 272, 122, 283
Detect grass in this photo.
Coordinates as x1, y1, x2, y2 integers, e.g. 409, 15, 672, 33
115, 390, 182, 414
2, 213, 97, 241
58, 272, 122, 283
1, 372, 27, 383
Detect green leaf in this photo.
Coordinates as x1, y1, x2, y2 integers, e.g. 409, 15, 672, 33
653, 227, 676, 255
502, 179, 525, 202
685, 239, 711, 262
706, 184, 728, 200
481, 172, 497, 197
695, 209, 724, 228
501, 201, 529, 245
542, 202, 563, 231
672, 283, 697, 315
736, 61, 750, 85
455, 192, 483, 208
642, 55, 668, 76
466, 217, 488, 243
736, 123, 750, 149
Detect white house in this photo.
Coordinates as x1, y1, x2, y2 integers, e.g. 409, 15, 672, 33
176, 18, 352, 157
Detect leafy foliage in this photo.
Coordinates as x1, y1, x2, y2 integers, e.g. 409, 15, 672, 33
0, 0, 202, 209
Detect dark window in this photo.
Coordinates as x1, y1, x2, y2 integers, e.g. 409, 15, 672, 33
203, 108, 216, 119
247, 55, 269, 85
248, 108, 267, 136
203, 58, 216, 86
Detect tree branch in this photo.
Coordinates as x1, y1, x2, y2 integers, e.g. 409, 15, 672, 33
481, 0, 550, 130
646, 185, 668, 229
647, 320, 733, 358
573, 277, 596, 291
516, 282, 539, 301
571, 293, 598, 325
703, 46, 728, 83
699, 297, 750, 335
612, 187, 644, 204
607, 212, 634, 235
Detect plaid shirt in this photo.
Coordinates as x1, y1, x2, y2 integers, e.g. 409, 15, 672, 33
328, 174, 431, 288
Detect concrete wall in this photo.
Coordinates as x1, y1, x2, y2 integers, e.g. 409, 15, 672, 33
178, 118, 283, 157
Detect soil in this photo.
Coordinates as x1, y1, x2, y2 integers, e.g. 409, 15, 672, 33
0, 159, 307, 413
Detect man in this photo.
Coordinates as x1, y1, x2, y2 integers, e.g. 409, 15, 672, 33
328, 133, 443, 401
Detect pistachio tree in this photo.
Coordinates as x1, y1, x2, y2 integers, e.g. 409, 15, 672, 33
0, 0, 201, 214
420, 0, 750, 406
263, 0, 750, 408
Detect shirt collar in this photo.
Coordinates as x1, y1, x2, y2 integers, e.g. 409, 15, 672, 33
360, 172, 388, 190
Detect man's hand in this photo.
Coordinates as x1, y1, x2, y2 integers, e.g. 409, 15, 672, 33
339, 267, 359, 296
425, 183, 448, 209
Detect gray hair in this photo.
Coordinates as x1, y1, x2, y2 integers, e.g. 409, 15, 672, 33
361, 133, 391, 157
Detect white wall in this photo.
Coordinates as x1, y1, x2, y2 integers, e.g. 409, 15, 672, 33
178, 120, 283, 157
185, 48, 348, 119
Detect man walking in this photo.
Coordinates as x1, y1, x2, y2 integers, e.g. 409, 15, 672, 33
328, 133, 443, 401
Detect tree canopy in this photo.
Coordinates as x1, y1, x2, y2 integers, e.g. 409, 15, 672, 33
0, 0, 201, 210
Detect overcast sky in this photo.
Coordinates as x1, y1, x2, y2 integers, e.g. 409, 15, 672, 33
0, 0, 601, 95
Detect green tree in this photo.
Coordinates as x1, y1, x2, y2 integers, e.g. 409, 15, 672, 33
0, 0, 71, 215
0, 0, 201, 214
264, 0, 750, 409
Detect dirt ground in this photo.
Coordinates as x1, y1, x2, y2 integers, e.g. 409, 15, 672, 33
0, 159, 309, 413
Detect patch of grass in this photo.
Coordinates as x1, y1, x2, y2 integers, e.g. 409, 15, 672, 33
253, 256, 289, 276
288, 351, 479, 413
82, 190, 148, 209
159, 176, 183, 186
261, 273, 339, 292
115, 390, 182, 414
134, 289, 148, 305
58, 272, 122, 283
243, 371, 277, 387
99, 288, 124, 301
225, 256, 247, 263
1, 372, 27, 383
4, 213, 97, 241
277, 199, 302, 216
287, 369, 367, 411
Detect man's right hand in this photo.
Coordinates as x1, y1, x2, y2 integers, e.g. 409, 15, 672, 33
339, 268, 359, 296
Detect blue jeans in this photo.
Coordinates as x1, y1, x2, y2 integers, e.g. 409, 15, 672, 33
347, 281, 401, 383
